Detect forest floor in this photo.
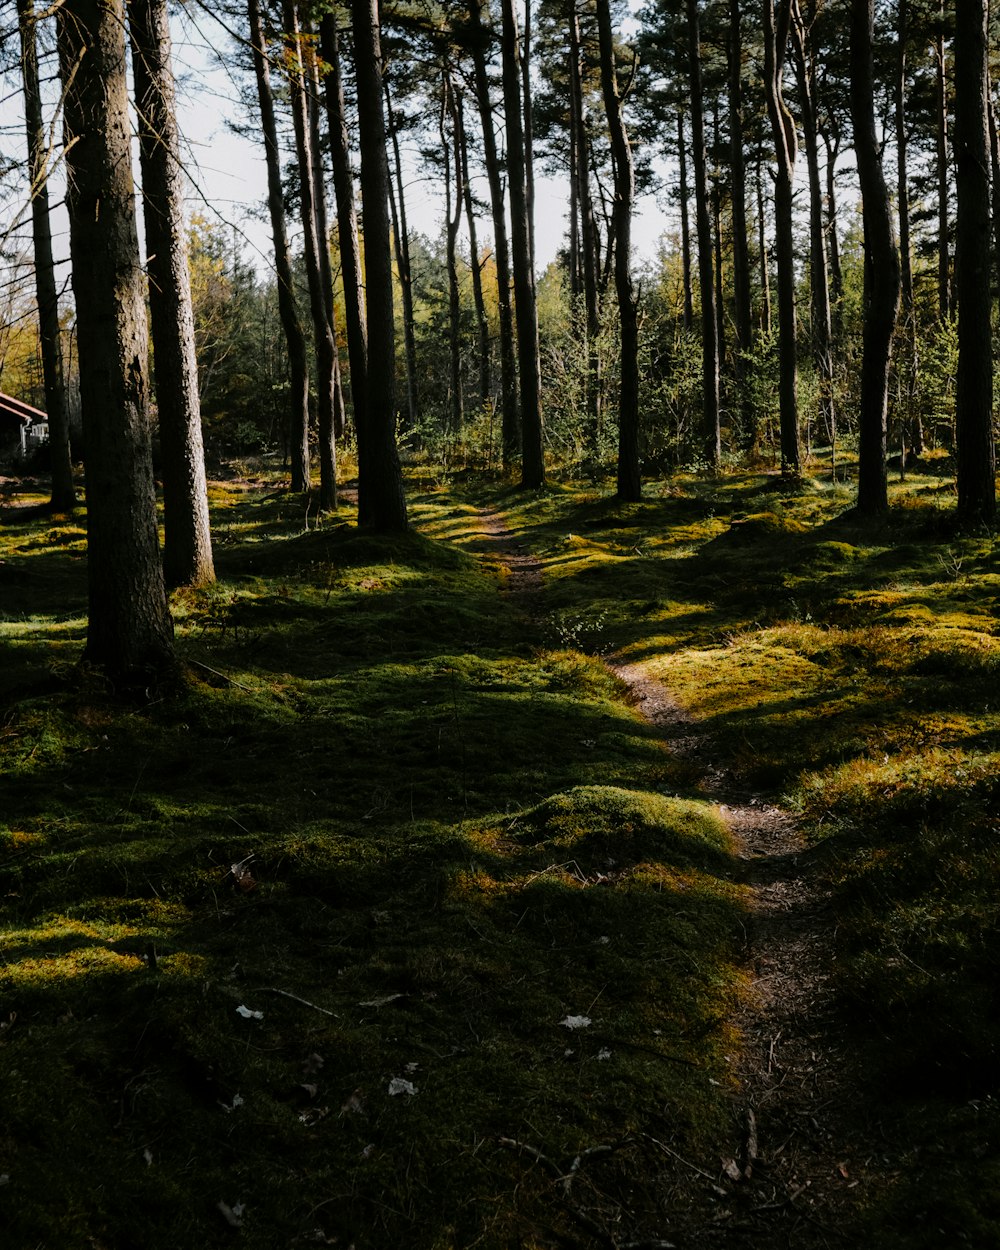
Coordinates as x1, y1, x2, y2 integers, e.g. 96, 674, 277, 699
1, 460, 999, 1249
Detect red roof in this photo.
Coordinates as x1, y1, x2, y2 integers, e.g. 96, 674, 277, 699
0, 392, 46, 424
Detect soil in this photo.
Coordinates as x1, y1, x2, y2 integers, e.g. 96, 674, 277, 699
477, 507, 889, 1249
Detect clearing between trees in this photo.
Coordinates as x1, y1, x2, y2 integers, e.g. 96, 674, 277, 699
1, 463, 998, 1249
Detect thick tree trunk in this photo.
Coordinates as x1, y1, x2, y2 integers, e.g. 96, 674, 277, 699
320, 13, 369, 511
18, 0, 76, 513
850, 0, 901, 517
763, 0, 800, 475
791, 11, 835, 448
248, 0, 310, 493
285, 2, 337, 512
954, 0, 996, 524
728, 0, 755, 449
352, 0, 407, 531
501, 0, 545, 488
688, 0, 721, 471
596, 0, 641, 500
895, 0, 921, 456
129, 0, 214, 586
57, 0, 174, 680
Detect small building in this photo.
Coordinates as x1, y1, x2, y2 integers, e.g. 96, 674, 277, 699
0, 392, 48, 460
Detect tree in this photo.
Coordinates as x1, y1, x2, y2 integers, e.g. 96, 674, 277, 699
57, 0, 174, 681
501, 0, 545, 487
129, 0, 215, 587
850, 0, 900, 516
285, 0, 338, 511
686, 0, 721, 471
763, 0, 801, 475
17, 0, 76, 512
352, 0, 408, 530
596, 0, 641, 499
248, 0, 310, 493
953, 0, 995, 524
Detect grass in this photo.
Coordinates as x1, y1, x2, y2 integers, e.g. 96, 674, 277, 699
1, 456, 999, 1246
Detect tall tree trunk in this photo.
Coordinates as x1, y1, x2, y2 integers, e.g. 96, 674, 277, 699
677, 112, 694, 330
822, 126, 844, 322
456, 86, 491, 411
850, 0, 901, 517
320, 13, 369, 514
384, 76, 420, 433
756, 157, 772, 337
18, 0, 75, 512
763, 0, 800, 475
441, 69, 465, 436
570, 3, 602, 444
285, 0, 337, 512
728, 0, 755, 449
688, 0, 721, 470
895, 0, 921, 455
308, 52, 346, 445
57, 0, 174, 680
936, 9, 951, 319
791, 9, 835, 448
352, 0, 407, 531
129, 0, 214, 586
712, 101, 726, 377
248, 0, 310, 493
954, 0, 996, 524
467, 0, 518, 466
522, 0, 536, 270
501, 0, 545, 488
596, 0, 641, 500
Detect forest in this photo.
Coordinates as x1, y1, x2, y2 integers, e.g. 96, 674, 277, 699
0, 0, 999, 1247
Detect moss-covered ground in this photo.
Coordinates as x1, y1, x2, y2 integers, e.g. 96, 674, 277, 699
1, 456, 999, 1247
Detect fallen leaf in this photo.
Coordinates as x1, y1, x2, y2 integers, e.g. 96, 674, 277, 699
217, 1200, 245, 1228
359, 993, 404, 1008
387, 1077, 417, 1096
235, 1004, 263, 1020
597, 1048, 612, 1060
560, 1015, 592, 1030
722, 1158, 743, 1183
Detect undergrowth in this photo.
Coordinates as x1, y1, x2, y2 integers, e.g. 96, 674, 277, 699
2, 456, 998, 1246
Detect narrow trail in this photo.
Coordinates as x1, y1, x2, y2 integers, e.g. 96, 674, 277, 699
476, 507, 886, 1248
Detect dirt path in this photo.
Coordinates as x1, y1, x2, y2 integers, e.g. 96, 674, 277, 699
608, 663, 881, 1248
475, 506, 883, 1248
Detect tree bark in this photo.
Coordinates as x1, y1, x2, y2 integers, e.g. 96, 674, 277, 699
936, 9, 951, 320
763, 0, 800, 474
791, 7, 835, 448
850, 0, 900, 516
456, 85, 491, 411
570, 3, 602, 444
954, 0, 996, 524
677, 112, 694, 331
319, 13, 370, 512
728, 0, 755, 449
441, 68, 465, 436
248, 0, 310, 493
285, 0, 337, 512
596, 0, 641, 500
501, 0, 545, 487
384, 75, 420, 434
57, 0, 174, 681
129, 0, 214, 586
352, 0, 408, 530
467, 0, 519, 467
17, 0, 76, 513
688, 0, 721, 471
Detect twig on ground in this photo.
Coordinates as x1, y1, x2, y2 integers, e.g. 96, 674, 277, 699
251, 987, 339, 1017
643, 1134, 719, 1182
